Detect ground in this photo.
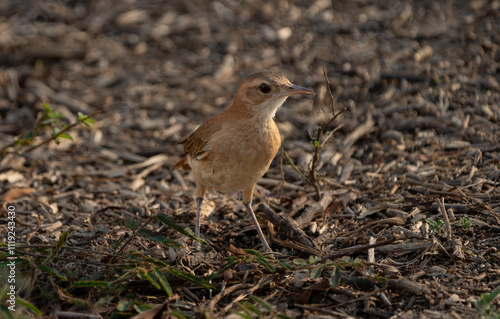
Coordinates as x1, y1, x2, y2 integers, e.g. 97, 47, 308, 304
1, 0, 500, 318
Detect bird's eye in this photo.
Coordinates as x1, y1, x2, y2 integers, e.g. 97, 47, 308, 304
259, 83, 271, 94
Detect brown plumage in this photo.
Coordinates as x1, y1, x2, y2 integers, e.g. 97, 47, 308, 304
174, 71, 315, 251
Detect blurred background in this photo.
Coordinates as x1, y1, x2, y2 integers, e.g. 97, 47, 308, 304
2, 0, 498, 163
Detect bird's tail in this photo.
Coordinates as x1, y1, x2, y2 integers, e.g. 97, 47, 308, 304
173, 157, 191, 171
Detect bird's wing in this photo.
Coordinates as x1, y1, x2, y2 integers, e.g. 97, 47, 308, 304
178, 117, 223, 160
173, 116, 224, 171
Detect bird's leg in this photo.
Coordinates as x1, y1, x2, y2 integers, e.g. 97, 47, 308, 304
244, 202, 271, 252
243, 185, 271, 252
195, 197, 203, 238
193, 185, 207, 248
194, 197, 203, 250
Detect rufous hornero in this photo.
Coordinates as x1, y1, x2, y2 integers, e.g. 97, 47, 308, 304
174, 72, 315, 251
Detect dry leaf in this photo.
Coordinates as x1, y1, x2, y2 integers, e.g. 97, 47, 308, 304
1, 188, 35, 202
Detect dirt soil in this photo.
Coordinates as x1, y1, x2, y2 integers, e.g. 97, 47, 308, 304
1, 0, 500, 318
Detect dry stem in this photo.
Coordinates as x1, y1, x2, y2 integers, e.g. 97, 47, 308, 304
282, 66, 344, 200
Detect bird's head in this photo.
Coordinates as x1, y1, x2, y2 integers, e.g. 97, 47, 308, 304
233, 72, 315, 120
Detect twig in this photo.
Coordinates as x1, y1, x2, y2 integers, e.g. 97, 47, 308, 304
206, 283, 249, 313
330, 286, 389, 308
295, 304, 350, 317
281, 66, 344, 201
258, 203, 318, 249
280, 147, 309, 184
308, 66, 344, 200
295, 190, 335, 228
436, 197, 452, 246
320, 237, 397, 261
339, 217, 405, 249
26, 110, 101, 153
220, 275, 273, 316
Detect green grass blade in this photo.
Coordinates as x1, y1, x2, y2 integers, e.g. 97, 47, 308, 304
0, 258, 23, 269
228, 310, 251, 319
243, 302, 263, 316
0, 284, 9, 299
16, 298, 42, 318
38, 265, 68, 281
257, 257, 275, 273
55, 231, 69, 250
42, 231, 69, 265
157, 213, 209, 246
137, 268, 161, 290
243, 249, 263, 257
42, 103, 52, 112
488, 287, 500, 302
142, 257, 168, 267
232, 302, 252, 319
171, 309, 191, 319
206, 257, 239, 281
249, 295, 274, 313
134, 304, 154, 313
154, 267, 173, 297
278, 259, 292, 270
167, 268, 219, 291
0, 305, 15, 319
137, 228, 182, 248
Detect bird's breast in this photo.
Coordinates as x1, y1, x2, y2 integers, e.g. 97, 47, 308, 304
190, 119, 281, 193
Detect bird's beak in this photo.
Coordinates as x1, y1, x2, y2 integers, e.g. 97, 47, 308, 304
273, 85, 316, 97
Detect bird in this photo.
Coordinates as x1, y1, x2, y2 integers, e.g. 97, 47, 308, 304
173, 71, 315, 251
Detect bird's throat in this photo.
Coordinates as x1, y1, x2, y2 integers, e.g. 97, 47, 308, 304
253, 96, 288, 121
